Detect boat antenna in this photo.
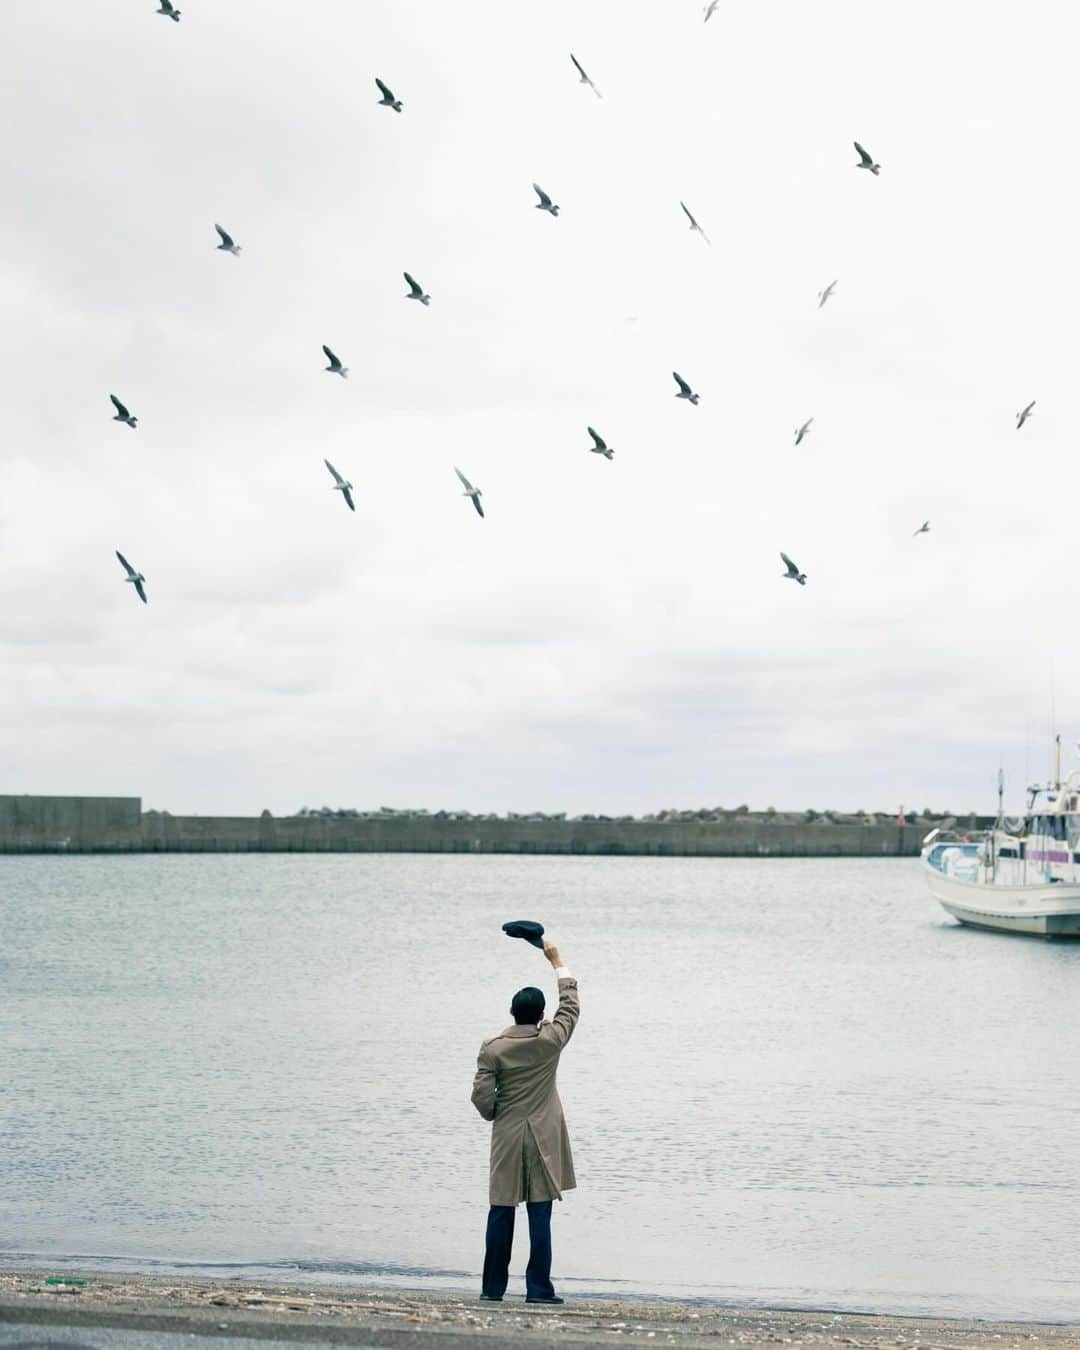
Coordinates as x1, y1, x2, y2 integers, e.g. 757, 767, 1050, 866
997, 766, 1004, 829
1055, 733, 1062, 788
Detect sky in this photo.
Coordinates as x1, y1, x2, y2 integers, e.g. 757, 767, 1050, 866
2, 0, 1078, 817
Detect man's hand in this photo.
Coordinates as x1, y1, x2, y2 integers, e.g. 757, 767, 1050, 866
543, 939, 562, 968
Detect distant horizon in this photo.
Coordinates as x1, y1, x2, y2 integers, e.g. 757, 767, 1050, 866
3, 791, 989, 822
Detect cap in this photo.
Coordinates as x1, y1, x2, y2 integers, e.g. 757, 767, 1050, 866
501, 919, 545, 949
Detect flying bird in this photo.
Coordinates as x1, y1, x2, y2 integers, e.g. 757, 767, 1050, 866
781, 552, 807, 586
704, 0, 721, 19
533, 183, 560, 216
214, 224, 241, 255
116, 551, 147, 603
913, 520, 930, 537
587, 427, 614, 460
322, 345, 348, 378
454, 466, 484, 518
156, 0, 180, 20
376, 78, 402, 112
404, 272, 430, 305
1016, 400, 1035, 429
570, 53, 602, 98
673, 372, 699, 405
817, 280, 837, 308
110, 394, 137, 428
324, 459, 355, 512
854, 141, 880, 174
794, 418, 813, 446
680, 200, 711, 246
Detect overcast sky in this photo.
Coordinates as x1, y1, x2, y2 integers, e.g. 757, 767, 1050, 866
2, 1, 1077, 817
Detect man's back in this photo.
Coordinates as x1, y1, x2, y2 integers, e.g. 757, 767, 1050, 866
484, 1030, 564, 1114
472, 968, 579, 1206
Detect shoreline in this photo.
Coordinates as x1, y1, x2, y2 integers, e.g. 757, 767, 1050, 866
2, 1270, 1078, 1349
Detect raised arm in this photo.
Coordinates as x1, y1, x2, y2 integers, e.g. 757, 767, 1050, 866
539, 939, 579, 1051
471, 1042, 498, 1120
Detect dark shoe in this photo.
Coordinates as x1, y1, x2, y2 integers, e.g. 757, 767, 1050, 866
479, 1293, 503, 1302
526, 1295, 564, 1304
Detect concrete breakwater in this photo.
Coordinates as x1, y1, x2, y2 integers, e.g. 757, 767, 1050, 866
0, 794, 941, 857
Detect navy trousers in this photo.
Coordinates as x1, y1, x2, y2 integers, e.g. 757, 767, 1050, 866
481, 1201, 555, 1299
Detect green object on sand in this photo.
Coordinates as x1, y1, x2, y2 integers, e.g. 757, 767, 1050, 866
45, 1277, 88, 1287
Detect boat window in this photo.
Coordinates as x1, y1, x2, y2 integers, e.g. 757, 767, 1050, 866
1069, 816, 1080, 849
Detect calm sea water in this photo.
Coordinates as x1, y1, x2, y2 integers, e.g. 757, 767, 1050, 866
2, 855, 1079, 1321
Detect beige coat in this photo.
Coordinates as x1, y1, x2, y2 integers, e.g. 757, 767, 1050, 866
471, 976, 580, 1207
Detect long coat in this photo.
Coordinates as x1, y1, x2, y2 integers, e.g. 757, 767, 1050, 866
471, 976, 580, 1207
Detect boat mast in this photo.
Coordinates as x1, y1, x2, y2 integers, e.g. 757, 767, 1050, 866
1055, 733, 1062, 789
989, 766, 1004, 882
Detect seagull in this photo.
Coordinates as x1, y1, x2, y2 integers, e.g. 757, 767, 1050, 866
214, 224, 241, 255
454, 466, 484, 518
324, 459, 355, 512
680, 200, 711, 246
1016, 400, 1035, 429
913, 520, 930, 537
116, 551, 148, 603
322, 345, 348, 378
794, 417, 813, 446
533, 183, 560, 216
156, 0, 180, 20
854, 141, 880, 175
570, 53, 602, 98
587, 427, 614, 460
673, 372, 699, 405
110, 394, 137, 428
376, 78, 402, 112
781, 552, 807, 586
404, 272, 430, 305
704, 0, 721, 18
817, 280, 837, 308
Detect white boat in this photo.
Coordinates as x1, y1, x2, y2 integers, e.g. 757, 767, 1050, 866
922, 760, 1080, 937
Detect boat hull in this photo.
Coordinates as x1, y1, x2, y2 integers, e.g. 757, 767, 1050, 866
925, 864, 1080, 937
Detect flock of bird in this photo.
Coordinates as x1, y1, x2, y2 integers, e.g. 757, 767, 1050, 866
114, 3, 1039, 605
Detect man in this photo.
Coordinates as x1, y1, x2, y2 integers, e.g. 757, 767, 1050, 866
471, 938, 580, 1304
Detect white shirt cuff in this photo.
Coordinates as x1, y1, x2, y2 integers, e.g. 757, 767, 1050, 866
554, 966, 572, 979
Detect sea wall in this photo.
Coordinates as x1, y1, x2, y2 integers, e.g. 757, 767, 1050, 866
140, 812, 925, 856
0, 795, 932, 857
0, 795, 142, 850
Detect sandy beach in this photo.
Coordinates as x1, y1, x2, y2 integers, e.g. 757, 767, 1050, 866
1, 1270, 1078, 1349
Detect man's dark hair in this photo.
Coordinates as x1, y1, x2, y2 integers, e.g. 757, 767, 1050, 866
511, 986, 546, 1025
